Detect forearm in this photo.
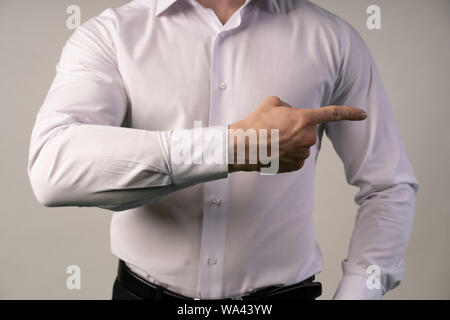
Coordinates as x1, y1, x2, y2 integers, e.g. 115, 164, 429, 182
28, 122, 228, 211
333, 183, 417, 299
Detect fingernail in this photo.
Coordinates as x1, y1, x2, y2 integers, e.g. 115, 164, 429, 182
359, 111, 367, 119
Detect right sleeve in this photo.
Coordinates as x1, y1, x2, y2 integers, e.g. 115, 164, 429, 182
27, 15, 228, 212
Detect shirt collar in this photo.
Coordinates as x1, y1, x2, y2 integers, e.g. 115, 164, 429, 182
155, 0, 178, 16
155, 0, 281, 16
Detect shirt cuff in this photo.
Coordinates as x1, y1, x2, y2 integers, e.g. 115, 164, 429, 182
333, 274, 383, 300
161, 125, 229, 189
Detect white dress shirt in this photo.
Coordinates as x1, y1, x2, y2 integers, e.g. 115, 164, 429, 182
28, 0, 419, 299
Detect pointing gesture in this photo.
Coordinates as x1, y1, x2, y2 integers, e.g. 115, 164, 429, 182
228, 96, 367, 173
302, 105, 367, 124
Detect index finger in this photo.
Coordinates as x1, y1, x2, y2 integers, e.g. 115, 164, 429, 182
303, 106, 367, 125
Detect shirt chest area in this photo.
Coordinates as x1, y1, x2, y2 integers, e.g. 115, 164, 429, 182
117, 26, 337, 131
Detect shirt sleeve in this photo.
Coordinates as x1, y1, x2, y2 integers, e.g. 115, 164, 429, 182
324, 20, 419, 299
27, 15, 228, 212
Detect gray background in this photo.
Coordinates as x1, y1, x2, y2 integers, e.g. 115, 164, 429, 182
0, 0, 449, 299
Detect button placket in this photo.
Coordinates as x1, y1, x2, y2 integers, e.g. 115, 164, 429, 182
196, 32, 231, 299
211, 197, 222, 206
207, 256, 218, 265
218, 81, 227, 91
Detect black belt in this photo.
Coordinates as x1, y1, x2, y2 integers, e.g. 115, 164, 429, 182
116, 260, 322, 300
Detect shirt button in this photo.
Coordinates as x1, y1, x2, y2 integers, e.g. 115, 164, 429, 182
211, 198, 221, 206
207, 257, 218, 265
218, 81, 227, 91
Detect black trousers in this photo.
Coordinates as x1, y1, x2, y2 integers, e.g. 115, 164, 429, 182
112, 277, 143, 300
112, 277, 322, 301
112, 259, 321, 300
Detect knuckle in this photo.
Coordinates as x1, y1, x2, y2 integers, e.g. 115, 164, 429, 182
332, 106, 341, 121
296, 148, 310, 160
304, 133, 317, 147
304, 148, 311, 159
265, 96, 281, 105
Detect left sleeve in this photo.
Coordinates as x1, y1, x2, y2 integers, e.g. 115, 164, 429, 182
324, 19, 419, 299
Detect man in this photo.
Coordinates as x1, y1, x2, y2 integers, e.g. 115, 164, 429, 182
28, 0, 418, 300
